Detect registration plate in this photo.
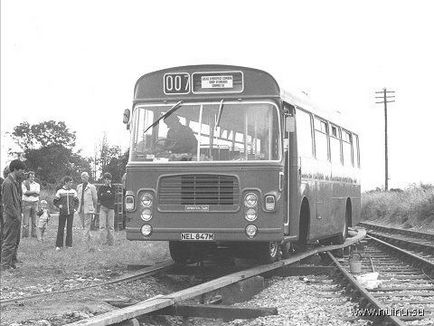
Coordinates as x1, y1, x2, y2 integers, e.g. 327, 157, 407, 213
181, 233, 215, 241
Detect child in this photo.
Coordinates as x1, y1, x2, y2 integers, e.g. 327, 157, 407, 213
53, 176, 79, 250
36, 200, 50, 241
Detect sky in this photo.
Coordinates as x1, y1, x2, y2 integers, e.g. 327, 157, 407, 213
1, 0, 433, 190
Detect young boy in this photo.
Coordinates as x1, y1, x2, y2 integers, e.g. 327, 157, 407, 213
36, 200, 50, 241
53, 176, 79, 250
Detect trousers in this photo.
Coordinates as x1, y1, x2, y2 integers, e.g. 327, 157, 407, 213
1, 214, 21, 268
56, 213, 74, 247
99, 206, 115, 245
22, 201, 38, 237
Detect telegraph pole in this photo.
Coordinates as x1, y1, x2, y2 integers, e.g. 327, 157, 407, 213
375, 88, 395, 191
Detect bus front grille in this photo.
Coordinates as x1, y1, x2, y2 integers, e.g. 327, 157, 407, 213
158, 174, 239, 206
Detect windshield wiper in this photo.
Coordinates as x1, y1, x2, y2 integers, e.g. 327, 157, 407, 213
143, 100, 183, 134
215, 99, 224, 128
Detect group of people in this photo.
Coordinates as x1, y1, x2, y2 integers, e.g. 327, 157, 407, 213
0, 159, 117, 272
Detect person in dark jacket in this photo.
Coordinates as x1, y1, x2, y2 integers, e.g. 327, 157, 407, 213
53, 176, 79, 250
0, 175, 4, 253
0, 167, 10, 260
97, 173, 115, 245
1, 160, 26, 271
163, 114, 197, 154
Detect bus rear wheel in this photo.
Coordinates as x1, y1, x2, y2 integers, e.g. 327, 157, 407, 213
169, 241, 191, 264
257, 241, 280, 264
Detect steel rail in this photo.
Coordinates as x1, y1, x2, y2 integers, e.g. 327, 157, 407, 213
367, 235, 434, 277
359, 222, 434, 241
368, 231, 434, 252
66, 229, 366, 326
0, 260, 175, 306
328, 252, 406, 326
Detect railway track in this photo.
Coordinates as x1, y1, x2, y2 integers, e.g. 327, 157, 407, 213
0, 260, 175, 306
65, 229, 367, 325
359, 222, 434, 241
330, 234, 434, 326
359, 221, 434, 264
10, 225, 432, 326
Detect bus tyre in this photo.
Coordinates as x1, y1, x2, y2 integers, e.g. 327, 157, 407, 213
169, 241, 191, 264
257, 242, 280, 264
281, 242, 294, 259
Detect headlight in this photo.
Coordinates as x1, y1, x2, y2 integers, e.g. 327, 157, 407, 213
245, 224, 258, 239
244, 193, 258, 208
141, 224, 152, 236
245, 208, 257, 221
140, 193, 153, 207
125, 195, 135, 211
141, 208, 152, 221
264, 195, 276, 211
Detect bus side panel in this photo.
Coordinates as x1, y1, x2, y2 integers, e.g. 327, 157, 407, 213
351, 188, 362, 226
312, 179, 334, 239
330, 182, 352, 237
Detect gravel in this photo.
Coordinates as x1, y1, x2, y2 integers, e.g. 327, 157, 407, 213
170, 275, 372, 326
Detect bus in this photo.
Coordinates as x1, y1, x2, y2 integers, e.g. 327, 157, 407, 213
122, 65, 361, 264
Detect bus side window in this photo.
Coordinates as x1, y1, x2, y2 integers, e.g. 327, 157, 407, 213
354, 134, 360, 168
342, 130, 353, 167
330, 125, 342, 165
295, 108, 313, 158
314, 117, 329, 161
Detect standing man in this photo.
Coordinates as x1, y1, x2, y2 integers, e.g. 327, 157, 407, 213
0, 166, 10, 254
77, 172, 97, 250
21, 171, 40, 238
97, 172, 115, 246
1, 160, 26, 271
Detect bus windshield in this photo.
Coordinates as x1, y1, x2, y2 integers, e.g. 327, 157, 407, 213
130, 101, 281, 162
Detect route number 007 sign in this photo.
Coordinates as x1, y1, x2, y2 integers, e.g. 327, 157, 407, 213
164, 73, 190, 94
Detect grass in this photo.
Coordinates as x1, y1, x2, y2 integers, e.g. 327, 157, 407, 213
361, 184, 434, 230
1, 216, 170, 300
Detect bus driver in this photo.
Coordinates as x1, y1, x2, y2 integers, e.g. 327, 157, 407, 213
163, 114, 198, 154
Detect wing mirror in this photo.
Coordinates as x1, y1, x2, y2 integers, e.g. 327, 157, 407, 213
123, 109, 131, 130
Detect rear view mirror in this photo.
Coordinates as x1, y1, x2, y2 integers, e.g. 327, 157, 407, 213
285, 116, 295, 133
123, 109, 131, 130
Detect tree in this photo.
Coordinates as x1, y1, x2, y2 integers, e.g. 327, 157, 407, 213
24, 145, 92, 185
11, 120, 76, 151
9, 120, 89, 185
97, 134, 121, 176
103, 149, 129, 183
95, 134, 128, 182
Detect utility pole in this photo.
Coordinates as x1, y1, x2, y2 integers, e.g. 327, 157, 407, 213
375, 88, 395, 191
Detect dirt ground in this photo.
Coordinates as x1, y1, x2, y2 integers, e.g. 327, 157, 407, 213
0, 216, 171, 326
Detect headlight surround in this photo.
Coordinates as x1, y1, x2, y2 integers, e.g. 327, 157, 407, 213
125, 195, 135, 211
264, 195, 276, 211
244, 193, 258, 208
140, 193, 153, 207
141, 224, 152, 236
141, 208, 152, 221
245, 208, 257, 221
245, 224, 258, 239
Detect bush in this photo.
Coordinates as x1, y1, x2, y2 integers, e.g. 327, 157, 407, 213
361, 184, 434, 229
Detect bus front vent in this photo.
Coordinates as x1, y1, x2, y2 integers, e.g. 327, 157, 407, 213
159, 174, 239, 206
